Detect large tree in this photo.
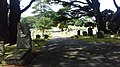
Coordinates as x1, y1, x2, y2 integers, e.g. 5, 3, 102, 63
0, 0, 8, 41
0, 0, 8, 56
9, 0, 35, 45
86, 0, 107, 33
50, 0, 114, 33
0, 0, 35, 45
109, 0, 120, 33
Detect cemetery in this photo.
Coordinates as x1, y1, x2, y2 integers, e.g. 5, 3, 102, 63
0, 0, 120, 67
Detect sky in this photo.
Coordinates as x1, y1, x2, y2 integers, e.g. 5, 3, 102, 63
20, 0, 120, 17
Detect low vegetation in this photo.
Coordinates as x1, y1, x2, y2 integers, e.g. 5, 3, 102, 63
32, 39, 49, 52
71, 34, 120, 43
0, 39, 48, 63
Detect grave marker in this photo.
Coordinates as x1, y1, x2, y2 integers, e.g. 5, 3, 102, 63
96, 31, 104, 38
77, 30, 80, 36
82, 31, 87, 36
88, 28, 93, 36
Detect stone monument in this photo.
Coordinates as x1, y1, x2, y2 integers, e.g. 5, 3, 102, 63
4, 23, 32, 65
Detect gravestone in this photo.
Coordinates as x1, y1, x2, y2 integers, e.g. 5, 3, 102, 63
96, 31, 104, 38
44, 34, 49, 39
4, 23, 32, 65
77, 30, 80, 36
0, 41, 4, 56
82, 31, 87, 36
36, 35, 40, 39
88, 28, 93, 36
117, 29, 120, 36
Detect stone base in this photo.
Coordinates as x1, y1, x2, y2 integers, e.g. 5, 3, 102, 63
4, 49, 32, 65
0, 41, 5, 56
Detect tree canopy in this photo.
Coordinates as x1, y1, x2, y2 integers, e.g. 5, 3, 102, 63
45, 0, 118, 33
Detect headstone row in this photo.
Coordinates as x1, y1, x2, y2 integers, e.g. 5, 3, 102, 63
77, 28, 93, 36
77, 29, 104, 38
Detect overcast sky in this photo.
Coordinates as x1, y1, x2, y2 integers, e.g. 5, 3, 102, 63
20, 0, 120, 17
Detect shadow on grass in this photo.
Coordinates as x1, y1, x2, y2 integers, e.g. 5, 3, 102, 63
27, 39, 120, 67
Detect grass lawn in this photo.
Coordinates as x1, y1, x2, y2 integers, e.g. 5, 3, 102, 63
71, 34, 120, 43
32, 39, 49, 52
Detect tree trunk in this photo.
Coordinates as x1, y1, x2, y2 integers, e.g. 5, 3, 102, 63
8, 0, 35, 45
9, 0, 21, 45
86, 0, 107, 33
110, 0, 120, 33
0, 0, 8, 56
0, 0, 8, 41
95, 8, 107, 33
93, 0, 107, 33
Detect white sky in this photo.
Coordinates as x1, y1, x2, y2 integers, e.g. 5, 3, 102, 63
20, 0, 120, 17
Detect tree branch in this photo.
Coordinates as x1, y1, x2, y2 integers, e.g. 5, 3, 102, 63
86, 0, 93, 8
21, 0, 35, 13
71, 1, 87, 4
113, 0, 119, 9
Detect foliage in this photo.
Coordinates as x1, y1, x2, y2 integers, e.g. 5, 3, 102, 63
58, 22, 68, 31
50, 0, 114, 33
50, 0, 94, 19
43, 11, 60, 26
84, 22, 96, 28
32, 0, 62, 27
73, 16, 95, 27
35, 16, 53, 35
21, 16, 36, 28
32, 0, 52, 17
31, 0, 117, 34
101, 9, 114, 22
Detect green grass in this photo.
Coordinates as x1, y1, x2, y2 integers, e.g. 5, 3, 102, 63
72, 34, 120, 43
0, 39, 49, 64
32, 39, 49, 52
0, 45, 16, 65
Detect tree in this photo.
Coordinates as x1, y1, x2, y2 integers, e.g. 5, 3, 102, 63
50, 0, 114, 33
42, 11, 60, 27
85, 0, 107, 33
58, 22, 68, 31
5, 0, 35, 45
109, 0, 120, 33
35, 17, 53, 35
21, 16, 36, 28
0, 0, 8, 42
32, 0, 52, 17
0, 0, 8, 56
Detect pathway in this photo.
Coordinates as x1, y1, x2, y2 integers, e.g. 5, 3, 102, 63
26, 37, 120, 67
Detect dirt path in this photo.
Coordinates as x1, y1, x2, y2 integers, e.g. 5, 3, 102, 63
26, 37, 120, 67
